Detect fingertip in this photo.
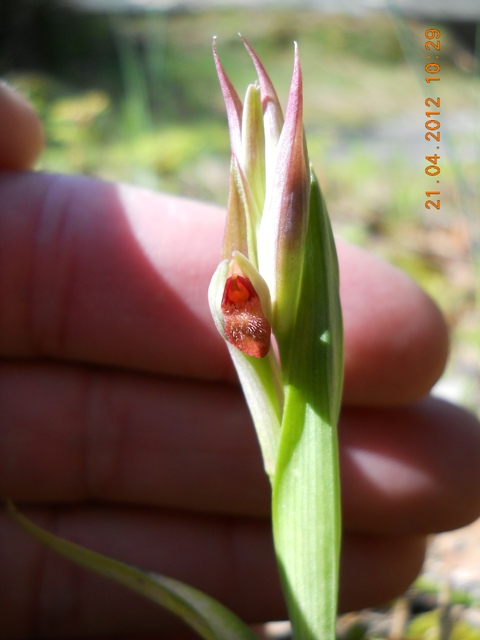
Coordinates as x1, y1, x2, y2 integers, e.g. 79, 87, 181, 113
0, 82, 45, 170
341, 397, 480, 535
338, 241, 449, 405
340, 533, 426, 612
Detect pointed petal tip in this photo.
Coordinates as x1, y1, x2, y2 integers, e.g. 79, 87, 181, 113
240, 35, 254, 56
212, 38, 244, 156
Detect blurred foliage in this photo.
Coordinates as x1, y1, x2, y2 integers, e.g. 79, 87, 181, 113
407, 610, 480, 640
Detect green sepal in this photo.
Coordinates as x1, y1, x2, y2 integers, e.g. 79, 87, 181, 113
7, 501, 259, 640
231, 155, 262, 268
222, 159, 249, 261
241, 83, 266, 218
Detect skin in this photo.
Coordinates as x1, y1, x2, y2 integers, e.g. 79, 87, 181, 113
1, 85, 480, 640
0, 83, 44, 171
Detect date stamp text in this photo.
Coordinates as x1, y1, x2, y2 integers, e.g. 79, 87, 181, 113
424, 28, 441, 210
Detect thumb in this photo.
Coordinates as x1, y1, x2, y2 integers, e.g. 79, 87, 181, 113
0, 82, 44, 170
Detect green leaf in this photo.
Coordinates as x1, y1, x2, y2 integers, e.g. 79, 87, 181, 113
272, 171, 344, 640
7, 501, 259, 640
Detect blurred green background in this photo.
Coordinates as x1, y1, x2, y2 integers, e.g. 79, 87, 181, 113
1, 0, 479, 409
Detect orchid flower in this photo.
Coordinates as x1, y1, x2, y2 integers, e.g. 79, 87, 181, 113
10, 37, 343, 640
209, 38, 344, 640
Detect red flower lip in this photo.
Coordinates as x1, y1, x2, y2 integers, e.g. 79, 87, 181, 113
222, 274, 271, 358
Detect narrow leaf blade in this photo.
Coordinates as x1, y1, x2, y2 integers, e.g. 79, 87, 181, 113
272, 172, 343, 640
8, 501, 259, 640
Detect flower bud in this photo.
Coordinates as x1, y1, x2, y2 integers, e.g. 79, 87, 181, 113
213, 38, 310, 350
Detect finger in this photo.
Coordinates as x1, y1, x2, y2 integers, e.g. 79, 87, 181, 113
2, 362, 480, 534
0, 504, 426, 638
0, 173, 230, 380
0, 506, 279, 639
0, 83, 44, 170
340, 531, 426, 612
338, 242, 449, 404
0, 361, 270, 518
0, 172, 448, 404
340, 395, 480, 534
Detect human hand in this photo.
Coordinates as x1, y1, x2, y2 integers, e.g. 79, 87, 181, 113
1, 84, 480, 639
